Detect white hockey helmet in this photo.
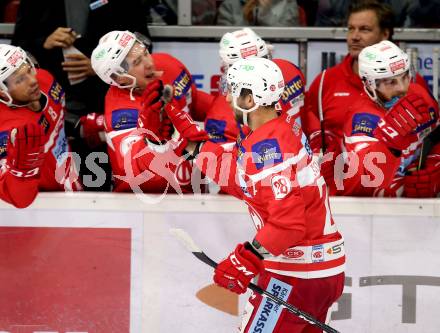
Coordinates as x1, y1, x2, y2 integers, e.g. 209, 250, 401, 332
227, 57, 284, 114
358, 40, 410, 101
0, 44, 35, 106
91, 30, 150, 88
219, 28, 270, 66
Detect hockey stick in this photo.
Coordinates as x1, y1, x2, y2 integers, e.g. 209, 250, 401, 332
170, 228, 340, 333
318, 69, 327, 154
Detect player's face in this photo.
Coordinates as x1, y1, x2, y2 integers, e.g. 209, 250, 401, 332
5, 63, 40, 103
376, 71, 410, 102
125, 42, 155, 90
347, 10, 389, 59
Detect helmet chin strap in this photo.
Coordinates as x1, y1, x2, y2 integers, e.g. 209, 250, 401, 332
115, 74, 137, 100
233, 97, 258, 127
0, 93, 34, 109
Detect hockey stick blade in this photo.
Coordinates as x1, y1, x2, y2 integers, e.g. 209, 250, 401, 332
170, 228, 340, 333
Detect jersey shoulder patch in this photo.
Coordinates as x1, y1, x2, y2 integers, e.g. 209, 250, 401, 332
0, 130, 8, 158
205, 118, 227, 143
280, 74, 304, 106
48, 80, 64, 104
251, 138, 283, 170
351, 112, 380, 136
173, 69, 192, 101
111, 108, 139, 131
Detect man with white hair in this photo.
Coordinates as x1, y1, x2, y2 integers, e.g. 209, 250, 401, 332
170, 57, 345, 332
0, 44, 82, 208
341, 40, 439, 197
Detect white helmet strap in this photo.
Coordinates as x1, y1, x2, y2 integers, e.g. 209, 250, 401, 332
232, 96, 259, 127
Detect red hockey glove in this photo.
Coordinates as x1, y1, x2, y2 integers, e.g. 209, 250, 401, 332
214, 242, 264, 295
138, 80, 165, 141
78, 113, 106, 149
374, 94, 431, 151
6, 123, 46, 178
404, 156, 440, 198
164, 103, 209, 142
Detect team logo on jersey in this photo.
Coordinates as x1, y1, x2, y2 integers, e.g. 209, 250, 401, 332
311, 244, 325, 263
173, 70, 192, 100
0, 130, 8, 158
206, 119, 227, 143
48, 81, 64, 104
175, 160, 192, 185
251, 139, 283, 170
271, 175, 291, 200
283, 248, 304, 259
352, 113, 380, 136
111, 109, 138, 131
280, 75, 304, 105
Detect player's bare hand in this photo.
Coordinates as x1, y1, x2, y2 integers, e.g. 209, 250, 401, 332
62, 53, 95, 80
43, 27, 77, 49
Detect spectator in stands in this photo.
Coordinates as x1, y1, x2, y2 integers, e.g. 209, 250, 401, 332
192, 0, 217, 25
303, 0, 428, 194
217, 0, 300, 26
314, 0, 350, 26
91, 30, 212, 194
341, 41, 439, 197
0, 45, 82, 208
405, 0, 440, 28
315, 0, 410, 27
12, 0, 151, 191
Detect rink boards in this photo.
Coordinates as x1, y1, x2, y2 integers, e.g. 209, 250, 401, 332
0, 194, 439, 333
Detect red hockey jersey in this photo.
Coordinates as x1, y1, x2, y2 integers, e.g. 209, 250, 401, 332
341, 83, 439, 196
104, 53, 210, 193
197, 113, 345, 278
0, 69, 81, 208
304, 54, 430, 140
203, 58, 305, 144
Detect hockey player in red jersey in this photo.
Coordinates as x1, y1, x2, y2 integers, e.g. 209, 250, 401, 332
91, 30, 210, 193
0, 45, 81, 208
341, 41, 439, 197
304, 2, 430, 194
206, 28, 306, 145
171, 58, 345, 332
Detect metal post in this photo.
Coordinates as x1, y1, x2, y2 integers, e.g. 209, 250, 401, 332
177, 0, 192, 26
299, 40, 307, 82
